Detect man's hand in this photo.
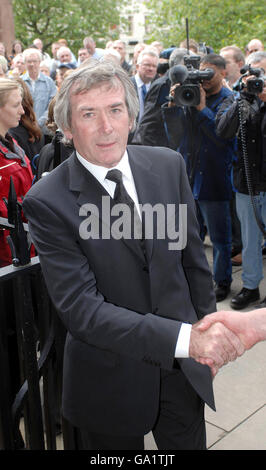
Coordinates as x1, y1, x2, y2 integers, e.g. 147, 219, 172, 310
222, 78, 232, 91
189, 321, 245, 376
168, 83, 179, 107
195, 84, 206, 111
196, 309, 266, 350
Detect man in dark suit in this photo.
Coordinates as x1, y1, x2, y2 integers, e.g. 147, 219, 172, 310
128, 48, 158, 143
22, 61, 244, 450
131, 49, 159, 123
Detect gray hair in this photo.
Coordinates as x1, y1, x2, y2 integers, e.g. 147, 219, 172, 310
13, 53, 25, 65
137, 48, 159, 65
57, 46, 72, 60
246, 51, 266, 66
169, 48, 192, 68
22, 48, 42, 62
54, 59, 139, 144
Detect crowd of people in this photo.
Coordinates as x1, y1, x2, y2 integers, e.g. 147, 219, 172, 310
0, 32, 266, 450
1, 33, 263, 305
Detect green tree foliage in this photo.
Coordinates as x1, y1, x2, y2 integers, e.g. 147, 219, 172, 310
144, 0, 266, 53
13, 0, 126, 54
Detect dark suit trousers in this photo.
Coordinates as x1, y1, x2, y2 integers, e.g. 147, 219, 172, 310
77, 366, 206, 450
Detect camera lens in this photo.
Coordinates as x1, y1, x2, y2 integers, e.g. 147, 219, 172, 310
181, 88, 196, 104
174, 84, 200, 106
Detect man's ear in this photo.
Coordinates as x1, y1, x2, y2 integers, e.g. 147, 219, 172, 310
221, 68, 227, 79
129, 117, 135, 132
64, 128, 73, 140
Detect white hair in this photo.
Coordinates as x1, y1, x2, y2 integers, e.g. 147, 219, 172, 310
246, 51, 266, 65
137, 48, 159, 65
23, 48, 42, 62
101, 48, 121, 60
57, 46, 71, 60
40, 60, 51, 70
13, 53, 25, 65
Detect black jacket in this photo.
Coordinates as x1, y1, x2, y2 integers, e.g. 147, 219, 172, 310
132, 73, 171, 147
9, 124, 45, 173
36, 131, 74, 180
216, 92, 266, 194
23, 146, 216, 434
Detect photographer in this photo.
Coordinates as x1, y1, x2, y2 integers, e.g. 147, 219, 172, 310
162, 54, 236, 302
216, 51, 266, 310
132, 48, 189, 147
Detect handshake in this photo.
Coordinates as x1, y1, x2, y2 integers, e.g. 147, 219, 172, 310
189, 308, 266, 376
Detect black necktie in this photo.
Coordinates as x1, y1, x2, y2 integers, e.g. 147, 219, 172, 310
106, 169, 144, 247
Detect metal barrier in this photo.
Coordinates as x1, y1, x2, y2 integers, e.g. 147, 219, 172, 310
0, 180, 81, 450
0, 256, 71, 450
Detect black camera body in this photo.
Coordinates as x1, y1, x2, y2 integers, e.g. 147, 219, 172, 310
169, 55, 214, 106
247, 76, 264, 94
238, 64, 265, 95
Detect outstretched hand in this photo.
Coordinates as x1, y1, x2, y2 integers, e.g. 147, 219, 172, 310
189, 319, 246, 377
196, 310, 261, 350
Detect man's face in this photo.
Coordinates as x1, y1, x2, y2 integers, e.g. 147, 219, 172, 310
137, 55, 158, 83
40, 64, 50, 76
59, 50, 72, 63
200, 63, 225, 95
13, 57, 25, 74
64, 80, 133, 168
113, 42, 126, 61
25, 53, 41, 77
220, 50, 242, 84
52, 43, 60, 58
78, 49, 91, 63
252, 59, 266, 74
247, 40, 264, 55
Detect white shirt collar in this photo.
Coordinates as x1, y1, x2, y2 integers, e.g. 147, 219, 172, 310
76, 150, 132, 184
76, 150, 141, 215
135, 73, 145, 88
135, 73, 151, 91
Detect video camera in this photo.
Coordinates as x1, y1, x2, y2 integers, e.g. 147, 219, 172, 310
237, 64, 265, 95
169, 55, 214, 106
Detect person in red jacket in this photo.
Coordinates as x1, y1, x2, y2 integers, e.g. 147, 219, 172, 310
0, 77, 33, 267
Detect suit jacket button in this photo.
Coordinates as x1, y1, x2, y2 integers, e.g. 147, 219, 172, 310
143, 265, 149, 273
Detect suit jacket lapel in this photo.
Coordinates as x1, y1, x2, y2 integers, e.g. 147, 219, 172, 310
127, 145, 161, 262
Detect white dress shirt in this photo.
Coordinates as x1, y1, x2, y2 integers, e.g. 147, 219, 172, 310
76, 150, 192, 358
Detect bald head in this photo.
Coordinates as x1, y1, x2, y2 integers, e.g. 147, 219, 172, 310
246, 39, 264, 56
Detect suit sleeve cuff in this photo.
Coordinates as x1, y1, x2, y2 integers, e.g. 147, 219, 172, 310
174, 323, 192, 358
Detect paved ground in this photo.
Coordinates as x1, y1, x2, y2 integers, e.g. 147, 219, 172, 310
144, 238, 266, 450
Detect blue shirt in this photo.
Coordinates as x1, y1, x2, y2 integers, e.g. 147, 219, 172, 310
22, 72, 57, 129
